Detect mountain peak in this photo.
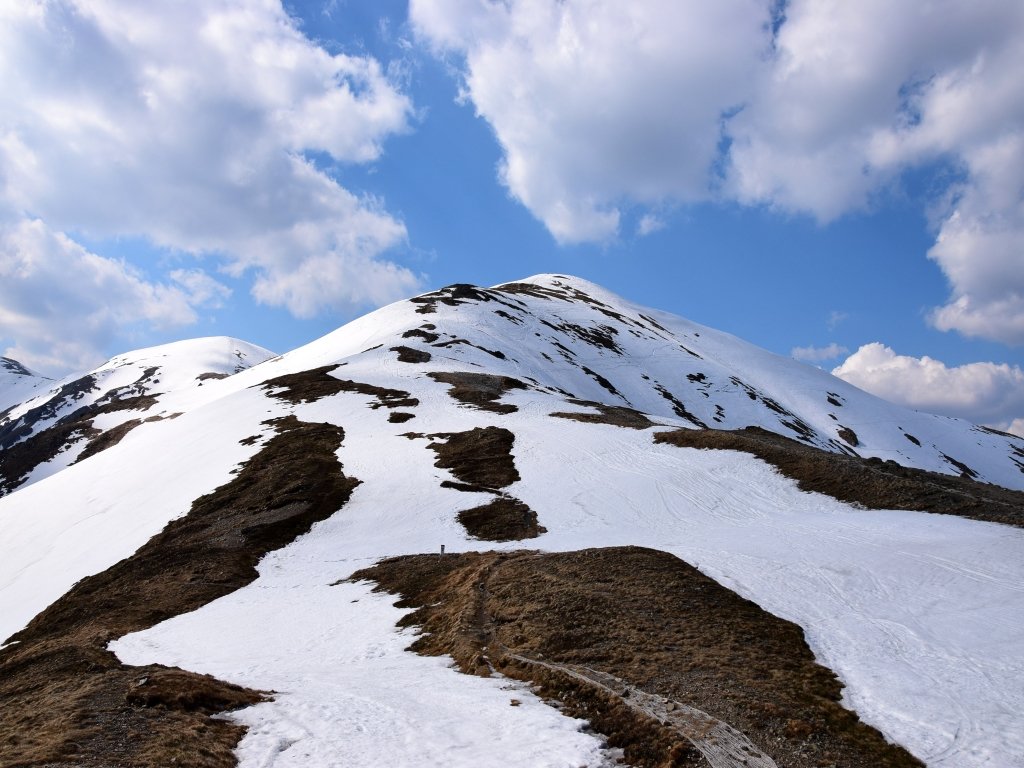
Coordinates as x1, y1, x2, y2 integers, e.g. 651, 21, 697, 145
1, 357, 37, 378
101, 336, 276, 373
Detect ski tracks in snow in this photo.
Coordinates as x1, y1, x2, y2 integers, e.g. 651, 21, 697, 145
509, 413, 1024, 767
109, 383, 1024, 768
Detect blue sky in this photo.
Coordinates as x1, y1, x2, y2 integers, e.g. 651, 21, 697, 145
1, 1, 1023, 433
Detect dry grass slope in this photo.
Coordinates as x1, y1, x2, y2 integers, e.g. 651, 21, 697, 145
354, 547, 923, 768
656, 427, 1024, 528
0, 374, 361, 767
426, 371, 527, 414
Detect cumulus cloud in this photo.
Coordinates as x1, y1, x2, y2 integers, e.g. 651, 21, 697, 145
926, 135, 1024, 343
833, 342, 1024, 428
791, 342, 848, 363
726, 1, 1015, 215
413, 0, 1024, 344
636, 214, 666, 237
732, 0, 1024, 342
0, 217, 210, 372
0, 0, 420, 368
410, 0, 769, 243
170, 269, 232, 309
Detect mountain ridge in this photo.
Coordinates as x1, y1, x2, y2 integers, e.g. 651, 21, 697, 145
0, 336, 275, 495
2, 274, 1023, 768
3, 274, 1021, 494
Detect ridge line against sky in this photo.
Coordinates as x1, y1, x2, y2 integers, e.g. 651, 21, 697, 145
0, 0, 1022, 435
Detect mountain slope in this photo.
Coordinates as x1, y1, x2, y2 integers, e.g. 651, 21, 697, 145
1, 275, 1023, 768
395, 275, 1024, 489
0, 337, 275, 495
0, 356, 51, 414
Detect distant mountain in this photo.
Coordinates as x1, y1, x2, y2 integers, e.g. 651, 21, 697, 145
0, 337, 275, 494
1, 275, 1022, 768
0, 355, 51, 415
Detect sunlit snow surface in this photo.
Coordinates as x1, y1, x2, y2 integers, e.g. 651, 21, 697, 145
111, 387, 1024, 768
4, 276, 1024, 766
0, 357, 50, 414
0, 336, 277, 496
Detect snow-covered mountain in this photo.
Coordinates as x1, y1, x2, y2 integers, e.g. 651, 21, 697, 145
0, 337, 275, 494
0, 356, 51, 415
1, 275, 1022, 768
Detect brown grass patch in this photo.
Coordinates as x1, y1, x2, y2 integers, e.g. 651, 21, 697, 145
550, 399, 657, 429
353, 547, 921, 768
457, 498, 546, 541
420, 426, 542, 540
652, 384, 708, 428
402, 327, 440, 343
75, 418, 144, 463
0, 419, 98, 494
409, 283, 496, 313
656, 426, 1024, 528
426, 426, 519, 489
426, 371, 527, 414
580, 365, 624, 400
837, 426, 859, 447
0, 414, 359, 767
261, 364, 418, 409
390, 345, 432, 364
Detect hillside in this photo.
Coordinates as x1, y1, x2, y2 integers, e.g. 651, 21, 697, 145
1, 275, 1022, 768
0, 337, 275, 495
0, 357, 50, 415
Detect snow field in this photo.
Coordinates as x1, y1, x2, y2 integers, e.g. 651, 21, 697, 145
0, 385, 286, 646
113, 389, 613, 768
507, 399, 1024, 767
112, 377, 1024, 767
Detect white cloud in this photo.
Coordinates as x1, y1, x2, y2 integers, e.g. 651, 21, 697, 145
636, 214, 666, 237
926, 135, 1024, 343
827, 311, 848, 331
725, 0, 1010, 217
791, 342, 848, 362
170, 269, 232, 309
0, 217, 208, 373
734, 0, 1024, 343
410, 0, 769, 243
833, 342, 1024, 428
413, 0, 1024, 345
1004, 418, 1024, 438
0, 0, 420, 366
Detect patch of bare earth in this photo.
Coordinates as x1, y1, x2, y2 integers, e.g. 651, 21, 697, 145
456, 498, 546, 541
0, 413, 359, 767
402, 326, 440, 344
353, 547, 922, 768
426, 426, 520, 489
409, 283, 496, 314
656, 427, 1024, 528
551, 399, 658, 429
390, 345, 432, 364
73, 413, 171, 464
414, 426, 544, 540
262, 364, 418, 410
426, 371, 527, 414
